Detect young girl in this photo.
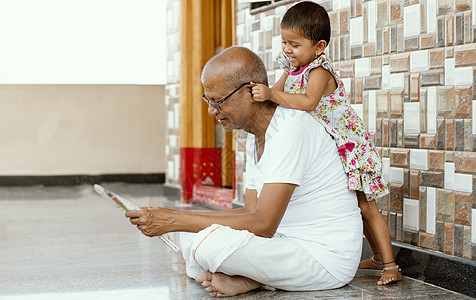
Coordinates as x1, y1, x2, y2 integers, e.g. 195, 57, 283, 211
251, 1, 402, 285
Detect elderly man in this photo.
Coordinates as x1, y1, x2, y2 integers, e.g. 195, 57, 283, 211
126, 46, 362, 297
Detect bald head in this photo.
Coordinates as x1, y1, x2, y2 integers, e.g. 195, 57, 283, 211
201, 46, 268, 89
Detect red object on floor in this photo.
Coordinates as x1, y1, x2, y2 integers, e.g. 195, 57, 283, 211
180, 148, 221, 204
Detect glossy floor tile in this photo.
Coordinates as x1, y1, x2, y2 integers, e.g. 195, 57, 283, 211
0, 184, 472, 299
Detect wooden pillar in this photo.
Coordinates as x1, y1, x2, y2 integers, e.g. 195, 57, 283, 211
179, 0, 224, 203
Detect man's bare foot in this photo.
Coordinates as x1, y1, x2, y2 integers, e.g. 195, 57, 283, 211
195, 271, 261, 297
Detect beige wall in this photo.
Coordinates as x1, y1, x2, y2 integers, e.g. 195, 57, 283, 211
0, 85, 166, 175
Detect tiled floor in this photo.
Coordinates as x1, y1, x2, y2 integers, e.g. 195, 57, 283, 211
0, 183, 472, 299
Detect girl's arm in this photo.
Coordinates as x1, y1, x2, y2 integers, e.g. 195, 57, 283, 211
270, 72, 288, 91
252, 67, 337, 111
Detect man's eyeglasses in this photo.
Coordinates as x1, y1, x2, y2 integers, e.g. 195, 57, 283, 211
202, 82, 250, 111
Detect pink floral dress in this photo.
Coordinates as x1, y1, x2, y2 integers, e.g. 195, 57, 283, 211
277, 51, 388, 201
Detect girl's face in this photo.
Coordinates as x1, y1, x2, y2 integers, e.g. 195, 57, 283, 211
281, 28, 324, 68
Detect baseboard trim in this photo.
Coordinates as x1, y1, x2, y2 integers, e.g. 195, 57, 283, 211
362, 238, 476, 297
0, 174, 165, 186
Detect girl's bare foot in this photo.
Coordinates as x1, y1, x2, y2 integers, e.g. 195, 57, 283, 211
377, 267, 402, 285
195, 271, 261, 297
359, 256, 402, 285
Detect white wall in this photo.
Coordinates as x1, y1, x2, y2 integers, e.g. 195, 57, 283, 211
0, 85, 166, 175
0, 0, 167, 84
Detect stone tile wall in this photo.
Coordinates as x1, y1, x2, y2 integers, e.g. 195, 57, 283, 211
234, 0, 476, 262
165, 0, 181, 187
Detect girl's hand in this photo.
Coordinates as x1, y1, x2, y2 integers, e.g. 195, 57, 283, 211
251, 82, 271, 102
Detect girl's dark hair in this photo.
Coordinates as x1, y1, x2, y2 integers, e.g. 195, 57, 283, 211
280, 1, 331, 45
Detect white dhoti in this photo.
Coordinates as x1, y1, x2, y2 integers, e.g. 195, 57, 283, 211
175, 224, 345, 291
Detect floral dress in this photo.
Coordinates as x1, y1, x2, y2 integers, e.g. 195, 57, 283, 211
277, 51, 388, 201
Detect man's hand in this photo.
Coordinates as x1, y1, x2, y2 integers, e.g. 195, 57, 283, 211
251, 82, 271, 102
125, 207, 173, 237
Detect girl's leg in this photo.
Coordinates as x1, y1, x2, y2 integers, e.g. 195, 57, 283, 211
357, 191, 402, 285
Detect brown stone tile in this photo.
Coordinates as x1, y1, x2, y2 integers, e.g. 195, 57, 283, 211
354, 0, 363, 17
446, 46, 454, 58
419, 186, 426, 230
370, 56, 382, 74
376, 90, 389, 118
455, 119, 464, 151
390, 26, 397, 53
383, 27, 390, 54
445, 150, 454, 162
364, 42, 376, 57
355, 77, 363, 104
377, 193, 389, 211
421, 69, 444, 86
409, 73, 420, 102
397, 24, 404, 52
453, 223, 464, 258
463, 119, 472, 152
390, 90, 404, 118
436, 119, 446, 150
382, 119, 390, 147
339, 35, 347, 61
403, 168, 410, 198
445, 119, 455, 151
429, 48, 444, 69
438, 0, 455, 15
404, 134, 420, 148
421, 33, 436, 49
454, 151, 476, 174
409, 169, 420, 199
420, 171, 444, 188
340, 9, 350, 35
444, 222, 454, 255
396, 213, 403, 242
419, 87, 427, 132
390, 119, 398, 147
420, 133, 437, 149
389, 53, 410, 73
455, 0, 471, 12
428, 150, 445, 171
435, 220, 445, 252
390, 0, 403, 25
375, 118, 382, 146
333, 38, 339, 62
377, 0, 389, 28
376, 28, 382, 55
403, 73, 410, 102
397, 119, 404, 147
455, 44, 476, 67
437, 86, 455, 118
420, 232, 436, 249
437, 189, 455, 222
463, 226, 471, 259
329, 11, 339, 38
339, 60, 354, 77
389, 148, 410, 168
456, 13, 465, 45
446, 15, 454, 46
436, 17, 445, 47
389, 183, 404, 213
403, 229, 419, 246
364, 76, 381, 90
454, 191, 472, 226
405, 37, 420, 51
464, 11, 472, 44
389, 212, 397, 240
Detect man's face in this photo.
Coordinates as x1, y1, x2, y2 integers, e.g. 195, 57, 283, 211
202, 77, 250, 132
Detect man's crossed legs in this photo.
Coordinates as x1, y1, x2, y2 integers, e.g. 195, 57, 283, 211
175, 224, 344, 297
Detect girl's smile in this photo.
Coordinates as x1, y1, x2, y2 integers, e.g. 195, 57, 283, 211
280, 28, 320, 68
